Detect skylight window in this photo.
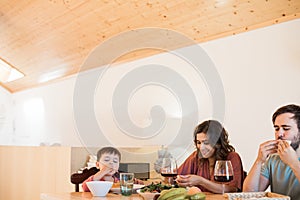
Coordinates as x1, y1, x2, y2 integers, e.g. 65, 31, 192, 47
0, 58, 24, 83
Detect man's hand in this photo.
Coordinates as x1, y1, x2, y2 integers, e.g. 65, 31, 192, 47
278, 140, 299, 167
257, 140, 278, 162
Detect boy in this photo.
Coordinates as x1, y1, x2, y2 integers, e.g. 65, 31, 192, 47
82, 147, 121, 192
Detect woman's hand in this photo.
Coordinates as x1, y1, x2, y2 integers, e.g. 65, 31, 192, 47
176, 175, 202, 187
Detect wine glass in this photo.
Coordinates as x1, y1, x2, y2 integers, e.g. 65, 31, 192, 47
214, 160, 234, 194
160, 157, 178, 185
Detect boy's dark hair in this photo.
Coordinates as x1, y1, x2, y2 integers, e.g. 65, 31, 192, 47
96, 147, 121, 161
272, 104, 300, 131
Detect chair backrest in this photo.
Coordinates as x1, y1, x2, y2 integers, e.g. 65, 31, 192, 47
243, 171, 247, 180
241, 170, 247, 190
70, 167, 99, 192
119, 163, 150, 180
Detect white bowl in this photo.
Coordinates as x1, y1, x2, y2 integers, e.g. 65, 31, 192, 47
136, 189, 160, 200
86, 181, 113, 196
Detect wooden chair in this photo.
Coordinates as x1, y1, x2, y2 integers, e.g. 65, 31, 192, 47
70, 167, 99, 192
240, 170, 247, 191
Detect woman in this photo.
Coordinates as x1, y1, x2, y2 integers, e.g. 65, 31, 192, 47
176, 120, 244, 193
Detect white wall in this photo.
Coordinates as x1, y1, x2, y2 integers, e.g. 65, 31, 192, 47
12, 77, 81, 146
202, 19, 300, 170
0, 87, 14, 145
1, 19, 299, 171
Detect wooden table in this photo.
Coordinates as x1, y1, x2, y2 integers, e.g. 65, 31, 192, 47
40, 192, 225, 200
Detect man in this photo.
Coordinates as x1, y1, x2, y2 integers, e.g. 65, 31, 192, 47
243, 104, 300, 200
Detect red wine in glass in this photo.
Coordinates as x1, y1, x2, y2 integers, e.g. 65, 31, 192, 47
214, 175, 233, 182
214, 160, 234, 194
160, 157, 178, 185
161, 173, 178, 178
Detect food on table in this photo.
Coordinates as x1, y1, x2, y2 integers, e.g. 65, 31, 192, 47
157, 187, 206, 200
140, 182, 175, 193
112, 182, 120, 188
139, 183, 205, 200
189, 192, 206, 200
186, 186, 202, 196
158, 188, 187, 200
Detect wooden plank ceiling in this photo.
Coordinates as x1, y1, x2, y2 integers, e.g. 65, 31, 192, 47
0, 0, 299, 93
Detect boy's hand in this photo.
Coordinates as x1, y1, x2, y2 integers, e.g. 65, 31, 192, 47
101, 164, 116, 176
93, 164, 116, 181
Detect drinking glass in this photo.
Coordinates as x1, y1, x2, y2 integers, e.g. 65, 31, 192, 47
120, 173, 134, 196
160, 157, 178, 185
214, 160, 234, 194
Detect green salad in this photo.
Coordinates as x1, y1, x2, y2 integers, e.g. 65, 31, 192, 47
140, 182, 178, 193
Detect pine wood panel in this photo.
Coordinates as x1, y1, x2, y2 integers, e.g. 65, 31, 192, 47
0, 146, 73, 200
0, 0, 299, 92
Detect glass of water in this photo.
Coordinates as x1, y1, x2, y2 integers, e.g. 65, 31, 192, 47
120, 173, 134, 196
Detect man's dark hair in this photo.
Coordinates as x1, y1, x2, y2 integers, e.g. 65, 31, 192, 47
272, 104, 300, 131
272, 104, 300, 150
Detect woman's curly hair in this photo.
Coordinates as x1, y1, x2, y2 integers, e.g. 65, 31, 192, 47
193, 120, 235, 164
